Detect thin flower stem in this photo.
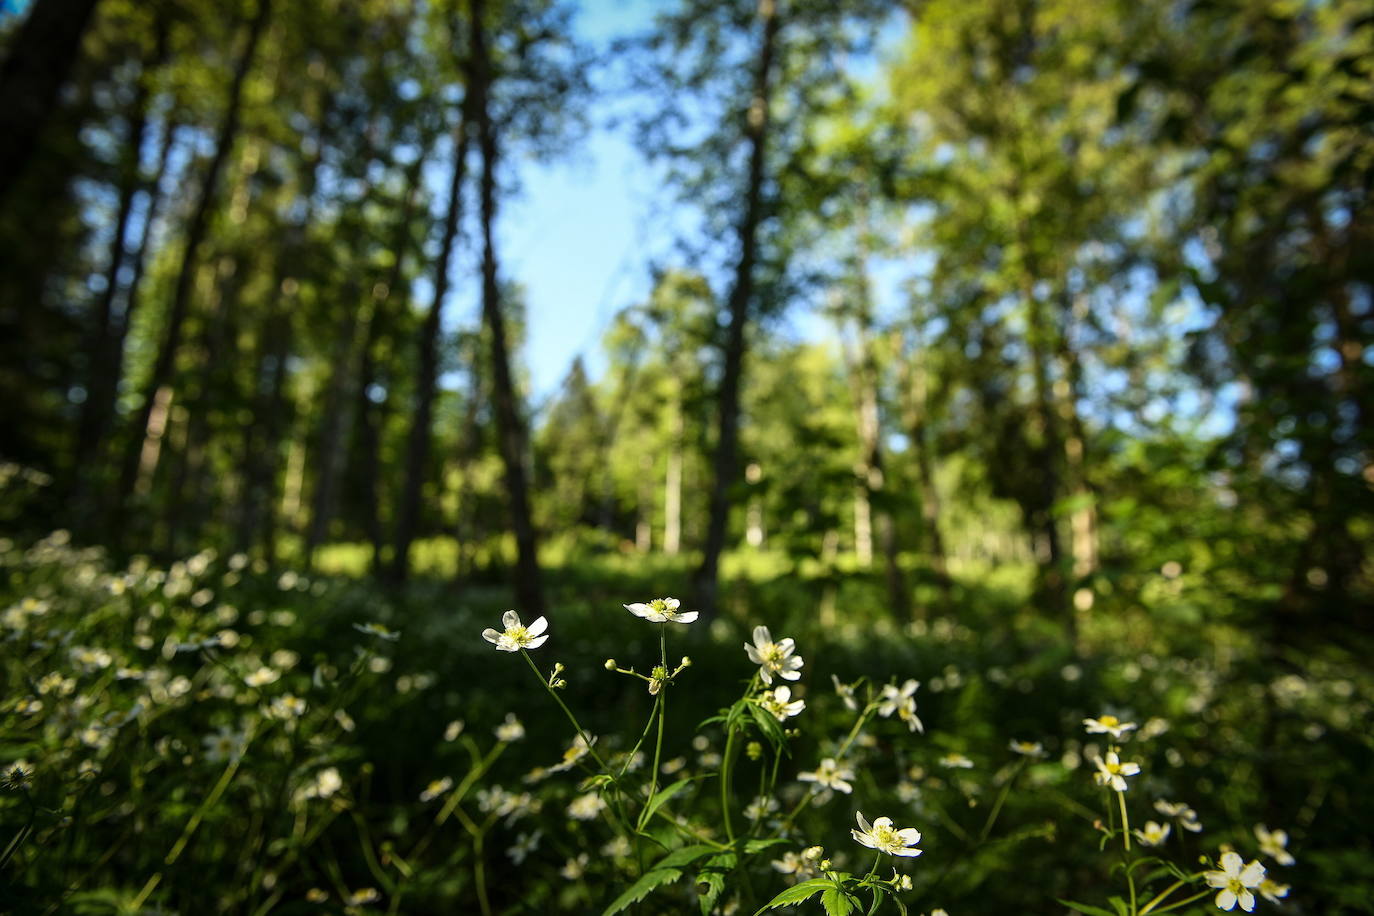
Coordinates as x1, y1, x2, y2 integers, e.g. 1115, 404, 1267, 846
721, 723, 739, 844
519, 650, 608, 772
1118, 790, 1132, 853
1142, 888, 1212, 914
978, 760, 1024, 843
1137, 878, 1185, 915
638, 692, 667, 832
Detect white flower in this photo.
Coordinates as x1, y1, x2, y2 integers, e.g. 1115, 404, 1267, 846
759, 685, 805, 721
798, 758, 855, 794
353, 621, 400, 641
624, 597, 698, 624
744, 626, 804, 685
1083, 714, 1137, 739
1133, 821, 1171, 847
938, 752, 973, 769
299, 767, 342, 801
567, 792, 607, 821
549, 734, 596, 773
419, 777, 453, 803
506, 830, 541, 864
772, 845, 825, 879
269, 694, 307, 719
494, 713, 525, 742
1154, 799, 1203, 832
560, 853, 590, 880
1205, 851, 1265, 912
481, 611, 549, 652
1254, 824, 1295, 866
745, 795, 780, 821
202, 726, 247, 763
1258, 878, 1290, 904
851, 811, 923, 857
244, 666, 279, 688
443, 719, 465, 741
1092, 750, 1140, 792
878, 680, 924, 733
1009, 739, 1045, 758
831, 674, 859, 711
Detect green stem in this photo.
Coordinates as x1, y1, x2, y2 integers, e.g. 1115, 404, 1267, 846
1118, 790, 1132, 853
721, 724, 739, 844
1143, 888, 1212, 914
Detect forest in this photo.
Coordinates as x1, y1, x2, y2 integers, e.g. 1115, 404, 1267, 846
1, 0, 1371, 913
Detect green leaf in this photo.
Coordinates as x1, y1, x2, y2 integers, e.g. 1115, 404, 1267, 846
602, 868, 682, 916
754, 878, 832, 913
1108, 897, 1130, 916
821, 886, 855, 916
1056, 900, 1117, 916
747, 701, 787, 750
652, 843, 717, 871
697, 870, 726, 916
641, 777, 697, 827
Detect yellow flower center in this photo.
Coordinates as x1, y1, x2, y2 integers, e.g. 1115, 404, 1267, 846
1100, 715, 1120, 727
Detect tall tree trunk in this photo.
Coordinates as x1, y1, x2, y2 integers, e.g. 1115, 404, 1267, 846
74, 105, 177, 535
113, 0, 271, 541
1025, 286, 1067, 619
694, 0, 780, 616
0, 0, 102, 207
470, 0, 544, 614
1056, 290, 1097, 586
899, 331, 950, 614
390, 112, 470, 582
663, 396, 683, 555
304, 282, 364, 569
72, 54, 153, 522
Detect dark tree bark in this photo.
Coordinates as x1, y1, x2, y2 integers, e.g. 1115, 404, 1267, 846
470, 0, 544, 614
693, 0, 780, 617
390, 110, 471, 582
113, 0, 272, 540
0, 0, 102, 207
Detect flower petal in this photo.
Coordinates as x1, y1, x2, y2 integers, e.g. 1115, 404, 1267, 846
752, 625, 771, 646
527, 616, 548, 637
526, 635, 549, 649
624, 603, 651, 618
673, 611, 699, 623
482, 628, 502, 644
502, 610, 520, 630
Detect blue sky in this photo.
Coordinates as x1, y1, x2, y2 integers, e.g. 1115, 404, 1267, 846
499, 0, 671, 403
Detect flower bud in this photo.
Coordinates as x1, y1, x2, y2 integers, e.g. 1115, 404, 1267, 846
680, 656, 692, 667
604, 659, 617, 671
745, 741, 763, 760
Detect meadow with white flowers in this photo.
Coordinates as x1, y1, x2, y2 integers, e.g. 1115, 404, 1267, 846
3, 532, 1370, 915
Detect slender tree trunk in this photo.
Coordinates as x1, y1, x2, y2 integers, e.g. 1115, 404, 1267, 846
390, 113, 470, 582
694, 0, 780, 616
75, 106, 177, 535
304, 284, 364, 568
72, 59, 153, 514
663, 397, 683, 555
1025, 285, 1067, 618
899, 332, 950, 614
113, 0, 271, 540
0, 0, 102, 207
471, 0, 544, 613
1057, 291, 1097, 585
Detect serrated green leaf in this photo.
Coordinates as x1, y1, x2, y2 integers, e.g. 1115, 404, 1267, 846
652, 843, 716, 871
821, 886, 855, 916
697, 870, 726, 916
603, 868, 682, 916
704, 852, 737, 871
753, 878, 832, 913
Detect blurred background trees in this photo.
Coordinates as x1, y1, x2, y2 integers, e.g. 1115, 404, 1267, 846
0, 0, 1369, 632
